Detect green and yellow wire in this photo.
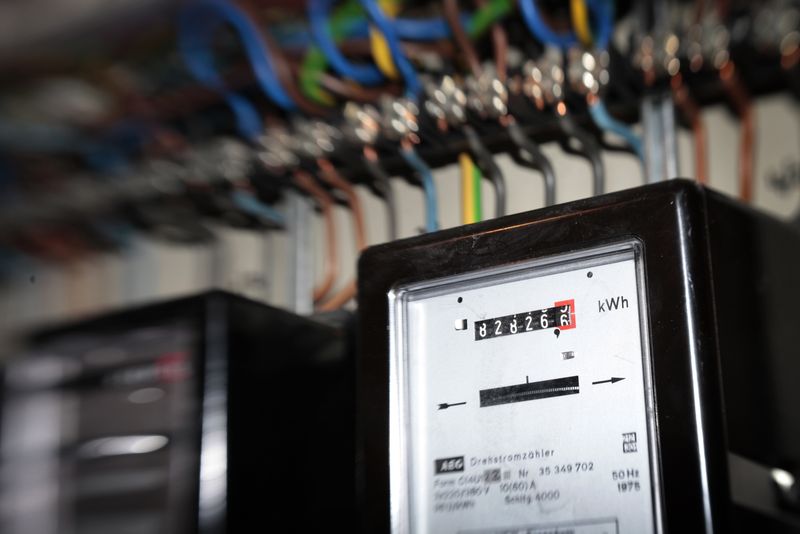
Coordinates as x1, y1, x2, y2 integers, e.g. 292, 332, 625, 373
299, 0, 515, 105
570, 0, 593, 48
459, 153, 483, 224
370, 0, 402, 78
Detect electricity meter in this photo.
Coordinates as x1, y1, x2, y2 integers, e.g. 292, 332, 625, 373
393, 244, 659, 534
358, 180, 800, 533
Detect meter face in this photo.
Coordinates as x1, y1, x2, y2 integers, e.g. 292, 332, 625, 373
389, 243, 661, 534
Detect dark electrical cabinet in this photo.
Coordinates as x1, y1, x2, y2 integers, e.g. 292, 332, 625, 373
357, 180, 800, 533
0, 291, 356, 534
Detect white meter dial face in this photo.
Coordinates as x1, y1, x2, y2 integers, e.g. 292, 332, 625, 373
390, 244, 661, 534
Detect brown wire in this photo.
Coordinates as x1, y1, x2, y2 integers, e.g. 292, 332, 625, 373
315, 159, 367, 311
318, 71, 402, 102
260, 30, 333, 117
443, 0, 483, 77
401, 40, 458, 63
235, 0, 331, 116
719, 61, 755, 203
292, 169, 339, 303
671, 73, 708, 184
475, 0, 508, 82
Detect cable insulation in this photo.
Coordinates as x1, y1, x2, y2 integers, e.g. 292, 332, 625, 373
400, 144, 439, 232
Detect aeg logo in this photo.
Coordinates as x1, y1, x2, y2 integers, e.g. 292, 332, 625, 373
434, 456, 465, 475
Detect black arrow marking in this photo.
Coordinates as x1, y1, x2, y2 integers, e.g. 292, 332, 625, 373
438, 402, 467, 410
592, 377, 625, 385
554, 329, 561, 338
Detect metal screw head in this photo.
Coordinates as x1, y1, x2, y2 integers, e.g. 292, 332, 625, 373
342, 101, 382, 145
291, 118, 342, 159
632, 34, 656, 74
659, 32, 682, 77
379, 95, 420, 140
142, 158, 188, 194
423, 75, 467, 127
522, 48, 565, 106
683, 15, 731, 71
464, 64, 508, 118
705, 22, 731, 70
567, 47, 610, 95
754, 3, 800, 58
256, 128, 299, 170
214, 137, 254, 182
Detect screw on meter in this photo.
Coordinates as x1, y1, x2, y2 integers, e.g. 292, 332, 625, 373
390, 243, 662, 534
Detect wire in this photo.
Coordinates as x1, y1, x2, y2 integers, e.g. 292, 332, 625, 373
558, 110, 605, 195
481, 0, 554, 206
363, 147, 399, 240
671, 73, 708, 184
361, 149, 399, 237
300, 0, 363, 104
487, 2, 509, 82
370, 34, 400, 79
460, 152, 476, 224
293, 169, 339, 303
298, 0, 512, 104
276, 6, 503, 46
562, 1, 642, 165
570, 0, 594, 47
519, 0, 579, 48
319, 72, 401, 101
316, 158, 367, 311
300, 44, 336, 105
178, 0, 297, 123
371, 0, 402, 79
400, 143, 439, 232
359, 0, 422, 97
469, 0, 513, 37
309, 0, 385, 85
519, 0, 612, 49
473, 161, 483, 221
719, 61, 755, 202
231, 190, 287, 226
464, 124, 506, 217
587, 96, 644, 161
507, 120, 557, 206
444, 0, 482, 77
257, 22, 333, 116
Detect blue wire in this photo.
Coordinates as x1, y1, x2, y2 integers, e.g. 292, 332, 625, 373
518, 0, 613, 49
178, 0, 297, 135
519, 0, 639, 160
309, 0, 385, 85
275, 14, 471, 47
271, 18, 366, 47
358, 0, 422, 98
178, 9, 264, 138
400, 147, 439, 232
231, 190, 286, 227
395, 15, 471, 41
177, 3, 286, 227
518, 0, 578, 48
589, 0, 614, 50
588, 99, 644, 160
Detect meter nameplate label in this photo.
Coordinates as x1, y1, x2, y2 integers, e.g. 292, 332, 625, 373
392, 247, 660, 534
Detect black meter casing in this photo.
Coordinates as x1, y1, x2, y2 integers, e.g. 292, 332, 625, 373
0, 291, 357, 533
357, 180, 800, 533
